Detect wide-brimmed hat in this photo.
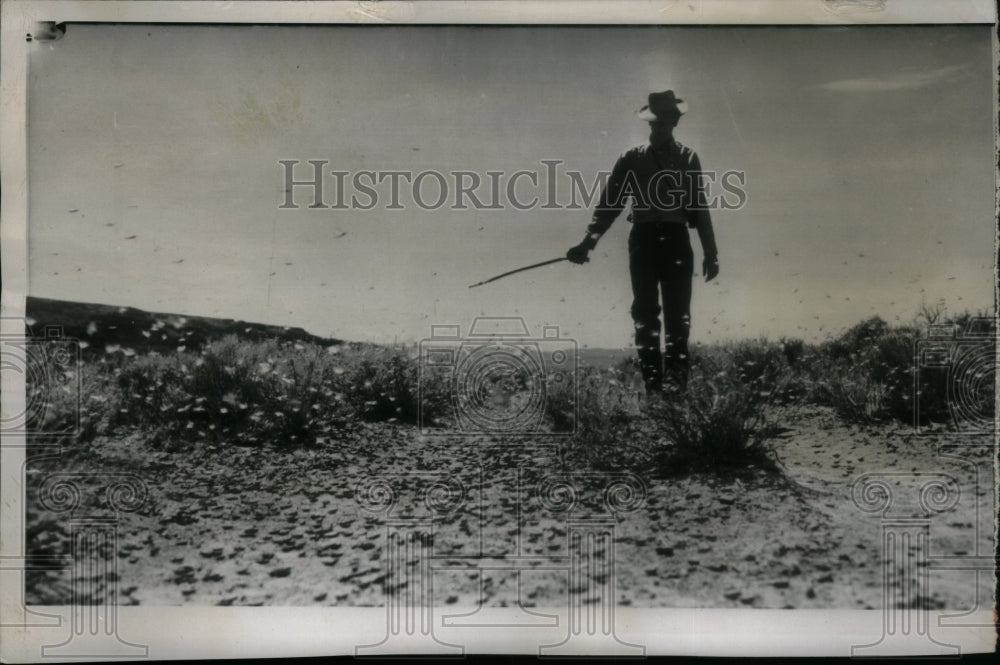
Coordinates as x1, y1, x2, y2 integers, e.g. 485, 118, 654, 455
637, 90, 687, 120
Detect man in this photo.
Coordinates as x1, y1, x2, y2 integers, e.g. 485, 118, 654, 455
567, 90, 719, 395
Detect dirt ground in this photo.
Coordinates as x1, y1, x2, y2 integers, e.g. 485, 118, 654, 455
24, 405, 995, 610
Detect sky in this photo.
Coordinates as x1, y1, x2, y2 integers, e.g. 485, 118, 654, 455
26, 24, 996, 349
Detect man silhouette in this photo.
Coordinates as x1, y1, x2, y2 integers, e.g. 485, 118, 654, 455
567, 91, 719, 395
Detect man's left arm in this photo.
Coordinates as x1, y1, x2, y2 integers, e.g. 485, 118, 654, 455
687, 153, 719, 282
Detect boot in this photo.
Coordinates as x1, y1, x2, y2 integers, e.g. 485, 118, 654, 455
663, 342, 689, 395
636, 347, 663, 396
663, 366, 688, 394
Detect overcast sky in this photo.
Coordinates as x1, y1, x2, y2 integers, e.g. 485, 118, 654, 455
27, 24, 995, 348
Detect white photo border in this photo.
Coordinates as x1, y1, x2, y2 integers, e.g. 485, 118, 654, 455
1, 1, 997, 660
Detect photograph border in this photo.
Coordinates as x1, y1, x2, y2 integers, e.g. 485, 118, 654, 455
2, 1, 997, 660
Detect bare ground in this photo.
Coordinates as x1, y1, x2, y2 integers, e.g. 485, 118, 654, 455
24, 406, 995, 610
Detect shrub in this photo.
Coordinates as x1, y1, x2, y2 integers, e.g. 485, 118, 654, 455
346, 348, 418, 422
730, 339, 787, 392
343, 345, 450, 425
24, 348, 113, 446
541, 368, 578, 434
779, 337, 805, 366
809, 309, 997, 426
814, 319, 924, 424
825, 316, 893, 360
696, 338, 805, 405
551, 349, 786, 475
549, 364, 644, 470
100, 336, 458, 447
814, 362, 890, 424
106, 336, 354, 447
646, 355, 782, 476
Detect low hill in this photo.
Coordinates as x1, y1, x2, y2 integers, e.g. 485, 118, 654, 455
25, 296, 343, 359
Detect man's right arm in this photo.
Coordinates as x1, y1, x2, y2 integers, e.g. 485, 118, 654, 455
588, 151, 631, 239
567, 152, 630, 264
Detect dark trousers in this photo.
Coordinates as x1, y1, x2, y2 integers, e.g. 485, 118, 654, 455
628, 223, 694, 393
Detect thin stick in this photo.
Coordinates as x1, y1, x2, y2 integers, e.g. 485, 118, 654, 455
468, 257, 568, 288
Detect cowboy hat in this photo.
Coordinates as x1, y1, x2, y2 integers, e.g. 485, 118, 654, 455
637, 90, 687, 120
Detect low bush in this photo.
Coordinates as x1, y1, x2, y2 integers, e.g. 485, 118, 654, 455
106, 336, 353, 447
646, 354, 782, 475
26, 305, 990, 456
554, 365, 641, 467
813, 317, 937, 425
100, 336, 455, 447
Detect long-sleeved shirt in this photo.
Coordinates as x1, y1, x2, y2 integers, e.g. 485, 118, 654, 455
587, 140, 718, 259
